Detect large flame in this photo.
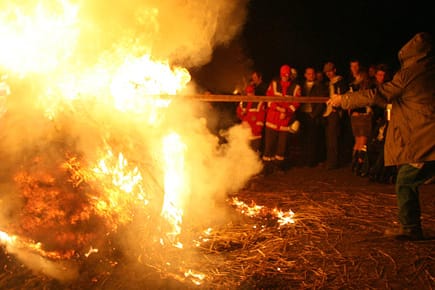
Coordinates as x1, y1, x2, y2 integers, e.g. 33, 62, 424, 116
0, 0, 80, 75
0, 0, 192, 256
0, 0, 258, 283
160, 132, 189, 248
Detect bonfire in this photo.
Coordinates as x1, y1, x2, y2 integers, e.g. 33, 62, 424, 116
0, 0, 272, 287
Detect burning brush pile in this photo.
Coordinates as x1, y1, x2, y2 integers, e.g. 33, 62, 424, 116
0, 0, 299, 288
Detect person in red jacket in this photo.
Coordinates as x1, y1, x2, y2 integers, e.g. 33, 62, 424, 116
236, 77, 267, 155
262, 64, 301, 174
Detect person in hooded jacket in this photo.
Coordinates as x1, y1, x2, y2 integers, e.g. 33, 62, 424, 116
262, 64, 301, 174
329, 32, 435, 241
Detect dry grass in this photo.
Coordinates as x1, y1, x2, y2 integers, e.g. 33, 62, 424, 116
1, 166, 434, 289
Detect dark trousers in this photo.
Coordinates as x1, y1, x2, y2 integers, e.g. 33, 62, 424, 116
299, 113, 325, 166
263, 127, 288, 160
396, 161, 435, 230
250, 138, 262, 156
339, 111, 354, 166
325, 112, 340, 168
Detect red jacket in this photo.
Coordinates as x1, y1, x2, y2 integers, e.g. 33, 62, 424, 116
265, 80, 301, 131
236, 85, 266, 138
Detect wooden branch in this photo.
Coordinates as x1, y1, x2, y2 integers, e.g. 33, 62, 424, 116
176, 94, 329, 103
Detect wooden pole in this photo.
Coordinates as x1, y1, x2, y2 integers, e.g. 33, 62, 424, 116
175, 94, 329, 103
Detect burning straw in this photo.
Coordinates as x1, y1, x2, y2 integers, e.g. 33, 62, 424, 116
0, 0, 265, 285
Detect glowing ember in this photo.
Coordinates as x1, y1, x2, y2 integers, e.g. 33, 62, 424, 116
193, 227, 213, 247
273, 208, 296, 227
84, 246, 99, 258
184, 269, 206, 285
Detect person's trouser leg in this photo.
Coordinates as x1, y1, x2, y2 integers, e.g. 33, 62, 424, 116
275, 131, 288, 160
250, 138, 262, 155
274, 130, 289, 171
396, 161, 435, 230
263, 127, 277, 159
262, 128, 277, 175
325, 112, 339, 169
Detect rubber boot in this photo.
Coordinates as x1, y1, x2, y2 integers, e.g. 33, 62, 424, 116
352, 150, 362, 175
359, 148, 369, 177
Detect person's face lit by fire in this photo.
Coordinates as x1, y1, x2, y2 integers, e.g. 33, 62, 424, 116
280, 65, 291, 82
280, 73, 290, 82
251, 72, 262, 86
350, 60, 360, 77
304, 68, 316, 82
375, 70, 386, 84
324, 68, 336, 80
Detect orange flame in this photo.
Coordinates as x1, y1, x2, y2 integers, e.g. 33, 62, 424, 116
231, 197, 296, 227
160, 133, 189, 247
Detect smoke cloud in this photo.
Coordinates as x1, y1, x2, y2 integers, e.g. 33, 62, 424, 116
77, 0, 249, 68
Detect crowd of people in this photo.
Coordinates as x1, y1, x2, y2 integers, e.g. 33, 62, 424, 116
237, 57, 395, 183
236, 32, 434, 241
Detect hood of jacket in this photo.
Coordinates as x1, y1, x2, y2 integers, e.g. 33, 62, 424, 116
398, 32, 433, 68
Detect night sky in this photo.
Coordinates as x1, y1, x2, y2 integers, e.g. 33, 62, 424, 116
193, 0, 434, 93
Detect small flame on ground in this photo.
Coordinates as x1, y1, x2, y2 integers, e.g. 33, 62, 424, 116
193, 227, 213, 247
0, 229, 73, 260
184, 269, 206, 286
84, 246, 99, 258
231, 197, 264, 217
273, 208, 295, 227
231, 197, 296, 227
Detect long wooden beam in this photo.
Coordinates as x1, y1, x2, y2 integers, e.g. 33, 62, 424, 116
178, 94, 329, 103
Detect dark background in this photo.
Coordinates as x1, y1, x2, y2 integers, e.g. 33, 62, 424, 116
192, 0, 435, 94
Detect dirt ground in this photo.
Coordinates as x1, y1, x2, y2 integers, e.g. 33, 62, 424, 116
1, 164, 434, 289
237, 164, 435, 289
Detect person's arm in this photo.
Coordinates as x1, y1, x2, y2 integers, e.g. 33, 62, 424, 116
283, 84, 301, 113
331, 71, 404, 110
340, 88, 378, 109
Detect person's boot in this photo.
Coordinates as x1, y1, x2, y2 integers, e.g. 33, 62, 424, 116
351, 150, 359, 174
359, 147, 369, 177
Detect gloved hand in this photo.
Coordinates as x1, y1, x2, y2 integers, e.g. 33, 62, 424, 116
328, 94, 342, 107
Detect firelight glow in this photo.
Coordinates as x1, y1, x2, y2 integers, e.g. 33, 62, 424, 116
0, 0, 80, 75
